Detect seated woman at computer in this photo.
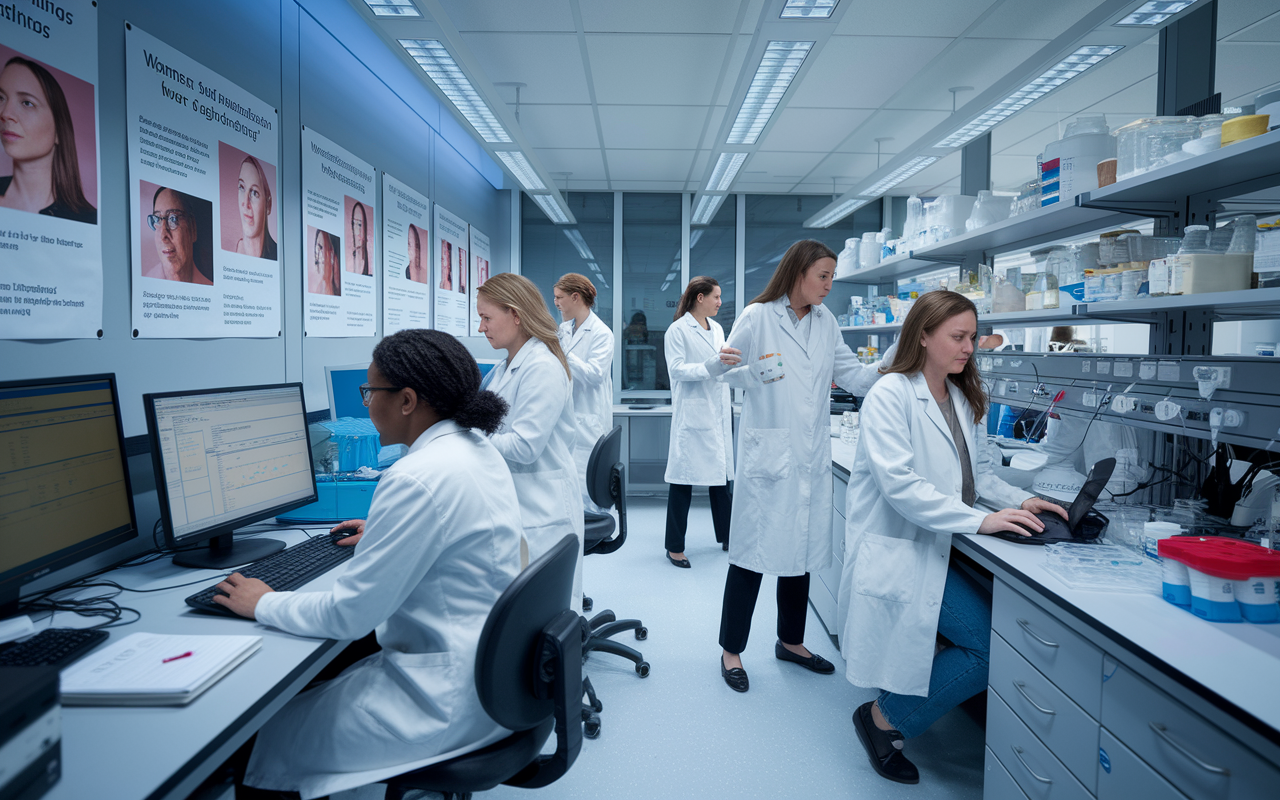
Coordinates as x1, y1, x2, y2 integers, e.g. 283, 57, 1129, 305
212, 329, 524, 800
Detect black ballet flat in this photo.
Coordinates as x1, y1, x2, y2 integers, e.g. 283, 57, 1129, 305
666, 552, 691, 569
774, 641, 835, 674
720, 655, 749, 693
852, 702, 919, 784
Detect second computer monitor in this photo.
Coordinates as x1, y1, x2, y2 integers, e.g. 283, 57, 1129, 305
144, 383, 317, 569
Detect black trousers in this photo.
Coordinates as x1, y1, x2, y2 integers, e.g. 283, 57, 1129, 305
718, 564, 810, 654
664, 482, 732, 552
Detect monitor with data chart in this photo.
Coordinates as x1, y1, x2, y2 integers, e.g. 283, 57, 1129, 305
0, 374, 138, 617
326, 360, 500, 421
144, 383, 317, 569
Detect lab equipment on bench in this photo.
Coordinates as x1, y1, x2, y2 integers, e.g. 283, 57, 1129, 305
995, 457, 1116, 544
1158, 537, 1280, 623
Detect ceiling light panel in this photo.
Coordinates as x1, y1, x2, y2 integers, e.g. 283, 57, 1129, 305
727, 41, 814, 145
780, 0, 839, 18
863, 156, 938, 196
530, 193, 572, 225
706, 152, 748, 192
935, 46, 1123, 148
1115, 1, 1195, 26
692, 194, 727, 225
365, 0, 421, 16
494, 151, 546, 191
399, 39, 511, 143
808, 197, 870, 229
563, 229, 596, 262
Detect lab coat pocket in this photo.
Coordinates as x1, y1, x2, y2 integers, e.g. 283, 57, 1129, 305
366, 651, 456, 743
739, 428, 792, 481
852, 534, 918, 604
678, 398, 715, 433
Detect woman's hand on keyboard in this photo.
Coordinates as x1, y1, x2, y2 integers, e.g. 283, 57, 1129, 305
212, 573, 274, 619
330, 519, 366, 546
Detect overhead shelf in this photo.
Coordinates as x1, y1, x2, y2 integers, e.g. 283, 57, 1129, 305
1079, 287, 1280, 323
839, 323, 902, 334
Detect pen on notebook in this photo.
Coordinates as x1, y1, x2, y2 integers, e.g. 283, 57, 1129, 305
163, 651, 193, 663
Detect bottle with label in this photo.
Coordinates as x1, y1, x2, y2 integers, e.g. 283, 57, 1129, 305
840, 411, 860, 448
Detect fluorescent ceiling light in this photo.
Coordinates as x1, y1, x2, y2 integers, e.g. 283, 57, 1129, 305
365, 0, 421, 16
707, 152, 748, 192
494, 151, 545, 191
807, 197, 870, 229
689, 229, 705, 249
692, 193, 728, 225
936, 46, 1123, 148
563, 229, 596, 262
530, 193, 571, 225
863, 156, 938, 196
1115, 1, 1195, 25
399, 39, 511, 143
727, 41, 813, 145
780, 0, 839, 18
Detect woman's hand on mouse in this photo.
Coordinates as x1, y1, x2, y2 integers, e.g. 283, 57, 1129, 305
330, 519, 366, 546
978, 508, 1046, 536
1021, 497, 1068, 519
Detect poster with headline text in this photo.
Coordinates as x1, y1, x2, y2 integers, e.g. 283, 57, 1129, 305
125, 25, 280, 338
0, 1, 101, 338
432, 203, 467, 337
381, 173, 430, 335
468, 225, 489, 337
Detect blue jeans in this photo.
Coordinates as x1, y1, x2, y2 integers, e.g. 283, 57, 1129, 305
877, 563, 991, 739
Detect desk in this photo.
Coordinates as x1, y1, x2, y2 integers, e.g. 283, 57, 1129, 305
44, 527, 347, 800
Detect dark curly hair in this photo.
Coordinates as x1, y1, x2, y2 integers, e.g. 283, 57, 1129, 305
372, 329, 508, 435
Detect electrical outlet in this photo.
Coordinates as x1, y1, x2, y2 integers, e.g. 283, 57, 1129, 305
1191, 365, 1232, 389
1223, 409, 1245, 427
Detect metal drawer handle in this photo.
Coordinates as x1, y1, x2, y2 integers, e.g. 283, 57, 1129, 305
1013, 680, 1056, 715
1010, 745, 1053, 784
1149, 722, 1230, 776
1016, 617, 1059, 648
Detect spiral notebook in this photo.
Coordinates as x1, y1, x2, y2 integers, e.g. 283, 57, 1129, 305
60, 632, 262, 706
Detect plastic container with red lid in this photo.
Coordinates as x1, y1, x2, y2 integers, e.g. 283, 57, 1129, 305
1158, 538, 1280, 623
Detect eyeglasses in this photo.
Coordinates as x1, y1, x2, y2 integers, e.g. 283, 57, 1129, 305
147, 211, 191, 232
359, 383, 401, 405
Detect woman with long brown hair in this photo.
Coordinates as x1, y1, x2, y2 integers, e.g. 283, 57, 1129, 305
477, 273, 584, 606
710, 239, 896, 693
838, 290, 1065, 784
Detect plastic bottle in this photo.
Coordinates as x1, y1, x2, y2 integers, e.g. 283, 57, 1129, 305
840, 411, 859, 447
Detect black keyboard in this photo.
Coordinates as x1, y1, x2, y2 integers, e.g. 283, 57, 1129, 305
0, 627, 109, 669
185, 534, 356, 616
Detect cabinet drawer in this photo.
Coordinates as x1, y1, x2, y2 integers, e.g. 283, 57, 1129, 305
986, 745, 1031, 800
987, 692, 1093, 800
833, 471, 848, 514
808, 569, 837, 635
831, 507, 846, 566
1096, 728, 1188, 800
990, 632, 1099, 792
992, 580, 1102, 717
1101, 660, 1280, 800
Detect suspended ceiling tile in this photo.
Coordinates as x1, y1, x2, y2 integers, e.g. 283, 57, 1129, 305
1218, 0, 1280, 38
733, 181, 800, 193
585, 34, 730, 106
743, 151, 828, 177
700, 106, 728, 150
1228, 11, 1280, 42
578, 0, 738, 34
992, 153, 1035, 191
787, 36, 951, 110
597, 105, 706, 149
991, 110, 1060, 153
688, 150, 711, 185
516, 105, 600, 149
758, 107, 875, 152
611, 180, 689, 190
792, 182, 843, 194
837, 108, 951, 152
969, 0, 1110, 39
564, 180, 612, 191
808, 152, 882, 182
833, 0, 998, 37
1216, 42, 1280, 103
532, 148, 608, 181
456, 33, 591, 105
605, 149, 697, 181
885, 37, 1050, 112
715, 35, 756, 106
437, 0, 576, 33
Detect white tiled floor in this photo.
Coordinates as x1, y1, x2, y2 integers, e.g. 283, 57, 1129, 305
333, 495, 985, 800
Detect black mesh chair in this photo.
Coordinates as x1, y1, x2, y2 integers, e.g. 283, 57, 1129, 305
381, 535, 582, 800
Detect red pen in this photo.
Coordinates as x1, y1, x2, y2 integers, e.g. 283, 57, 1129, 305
163, 651, 193, 663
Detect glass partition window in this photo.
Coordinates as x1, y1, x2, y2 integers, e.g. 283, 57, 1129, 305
621, 193, 682, 394
743, 195, 881, 303
521, 192, 614, 332
689, 195, 738, 333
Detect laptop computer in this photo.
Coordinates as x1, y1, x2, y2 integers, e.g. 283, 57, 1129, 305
996, 457, 1117, 545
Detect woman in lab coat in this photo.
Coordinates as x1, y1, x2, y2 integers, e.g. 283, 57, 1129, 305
663, 276, 733, 567
478, 273, 586, 606
213, 329, 524, 800
711, 240, 895, 693
837, 290, 1066, 784
553, 273, 615, 512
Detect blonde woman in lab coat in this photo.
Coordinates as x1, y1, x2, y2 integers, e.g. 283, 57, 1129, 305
553, 273, 615, 512
838, 290, 1066, 784
478, 273, 586, 607
711, 239, 895, 693
213, 329, 523, 800
663, 276, 734, 568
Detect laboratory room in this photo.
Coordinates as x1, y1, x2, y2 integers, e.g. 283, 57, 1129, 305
5, 1, 1280, 799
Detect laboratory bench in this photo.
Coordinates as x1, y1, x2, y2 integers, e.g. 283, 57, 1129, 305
825, 442, 1280, 800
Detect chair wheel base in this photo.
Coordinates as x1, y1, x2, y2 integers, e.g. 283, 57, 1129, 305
584, 714, 601, 739
636, 661, 650, 678
635, 626, 647, 641
582, 596, 593, 613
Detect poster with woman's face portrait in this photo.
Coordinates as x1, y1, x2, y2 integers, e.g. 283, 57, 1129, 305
468, 225, 491, 337
380, 172, 430, 335
306, 224, 341, 297
343, 195, 370, 276
433, 204, 468, 336
140, 180, 214, 285
218, 142, 277, 261
0, 6, 103, 340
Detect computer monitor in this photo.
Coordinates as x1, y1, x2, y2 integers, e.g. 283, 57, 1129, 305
144, 383, 318, 569
324, 363, 370, 421
476, 359, 499, 382
0, 374, 138, 618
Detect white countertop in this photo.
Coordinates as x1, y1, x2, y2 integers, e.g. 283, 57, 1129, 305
612, 404, 742, 417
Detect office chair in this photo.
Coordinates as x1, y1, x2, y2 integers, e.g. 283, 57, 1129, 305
381, 535, 582, 800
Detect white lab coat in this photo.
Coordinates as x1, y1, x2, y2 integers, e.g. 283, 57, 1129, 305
664, 312, 733, 485
482, 338, 586, 605
837, 372, 1032, 698
245, 421, 524, 799
557, 312, 615, 508
718, 298, 894, 575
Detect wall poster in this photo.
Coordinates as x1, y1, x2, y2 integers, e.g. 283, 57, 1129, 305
0, 1, 101, 339
432, 203, 467, 337
467, 225, 489, 337
381, 173, 430, 335
125, 24, 280, 338
301, 127, 376, 337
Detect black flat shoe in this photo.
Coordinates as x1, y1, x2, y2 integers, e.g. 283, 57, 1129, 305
666, 552, 691, 568
720, 655, 749, 693
852, 702, 919, 784
774, 641, 835, 674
